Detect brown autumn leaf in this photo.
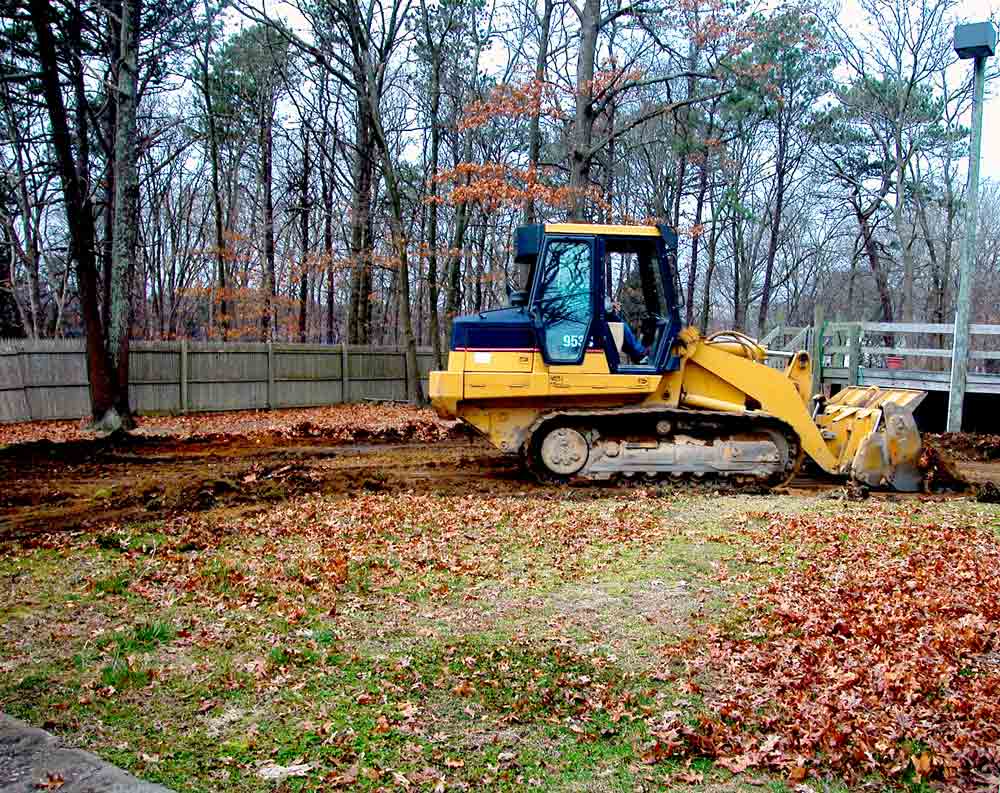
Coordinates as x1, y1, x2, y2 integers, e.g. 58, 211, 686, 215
35, 774, 65, 791
786, 765, 807, 783
325, 763, 359, 787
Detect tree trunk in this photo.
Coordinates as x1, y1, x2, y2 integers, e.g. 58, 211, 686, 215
348, 90, 375, 345
259, 97, 276, 340
524, 0, 554, 227
894, 128, 914, 321
568, 0, 599, 221
757, 123, 786, 337
425, 53, 443, 368
445, 133, 474, 338
321, 148, 335, 343
686, 156, 708, 326
0, 223, 25, 338
298, 131, 311, 343
200, 12, 228, 338
855, 203, 893, 323
700, 216, 721, 330
29, 0, 119, 422
364, 71, 421, 401
107, 0, 140, 426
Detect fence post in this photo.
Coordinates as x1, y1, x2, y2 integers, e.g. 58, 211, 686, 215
341, 342, 349, 404
810, 304, 825, 397
179, 339, 189, 414
848, 323, 861, 386
266, 341, 275, 409
401, 346, 408, 401
14, 341, 31, 421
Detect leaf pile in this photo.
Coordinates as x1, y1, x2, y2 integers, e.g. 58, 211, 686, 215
0, 404, 461, 447
667, 511, 1000, 789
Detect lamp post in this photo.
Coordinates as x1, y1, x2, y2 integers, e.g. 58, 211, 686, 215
947, 21, 996, 432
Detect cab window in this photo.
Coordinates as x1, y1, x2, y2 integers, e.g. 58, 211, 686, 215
534, 239, 593, 363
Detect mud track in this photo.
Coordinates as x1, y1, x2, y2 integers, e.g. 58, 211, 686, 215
2, 430, 998, 541
0, 432, 532, 539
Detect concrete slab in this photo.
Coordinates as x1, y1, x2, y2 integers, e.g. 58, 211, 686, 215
0, 714, 173, 793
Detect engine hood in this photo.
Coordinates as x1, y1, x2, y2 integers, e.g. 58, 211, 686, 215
450, 307, 536, 351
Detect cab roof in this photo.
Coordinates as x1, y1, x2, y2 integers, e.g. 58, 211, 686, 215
544, 223, 660, 237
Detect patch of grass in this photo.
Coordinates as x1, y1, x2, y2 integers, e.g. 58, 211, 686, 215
93, 570, 132, 595
314, 627, 337, 646
198, 556, 242, 595
119, 620, 175, 652
100, 654, 150, 689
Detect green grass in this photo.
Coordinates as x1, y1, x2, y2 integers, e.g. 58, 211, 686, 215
93, 570, 132, 595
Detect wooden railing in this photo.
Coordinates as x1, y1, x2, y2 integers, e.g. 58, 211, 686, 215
763, 319, 1000, 395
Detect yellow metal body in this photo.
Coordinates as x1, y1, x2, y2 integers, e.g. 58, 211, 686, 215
429, 327, 924, 482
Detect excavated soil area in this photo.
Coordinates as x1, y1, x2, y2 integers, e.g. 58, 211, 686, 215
3, 406, 1000, 539
0, 434, 526, 540
926, 432, 1000, 464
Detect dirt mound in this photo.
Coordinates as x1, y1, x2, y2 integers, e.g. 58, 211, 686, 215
925, 432, 1000, 463
919, 439, 973, 493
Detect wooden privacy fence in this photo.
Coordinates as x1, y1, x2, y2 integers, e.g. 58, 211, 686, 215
0, 339, 437, 424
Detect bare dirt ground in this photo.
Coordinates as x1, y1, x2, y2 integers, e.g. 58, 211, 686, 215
0, 406, 513, 539
3, 407, 999, 539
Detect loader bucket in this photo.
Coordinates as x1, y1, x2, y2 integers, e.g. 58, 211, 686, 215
819, 386, 926, 491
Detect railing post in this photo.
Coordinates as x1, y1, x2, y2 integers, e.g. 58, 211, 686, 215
810, 304, 825, 397
179, 338, 189, 414
341, 342, 349, 404
848, 323, 861, 386
266, 341, 274, 409
760, 324, 781, 348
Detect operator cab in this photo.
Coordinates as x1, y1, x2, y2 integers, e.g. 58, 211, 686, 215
515, 223, 684, 374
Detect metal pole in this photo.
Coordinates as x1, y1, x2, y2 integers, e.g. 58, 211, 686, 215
947, 55, 987, 432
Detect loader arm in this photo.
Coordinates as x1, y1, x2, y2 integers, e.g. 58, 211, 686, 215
685, 341, 840, 474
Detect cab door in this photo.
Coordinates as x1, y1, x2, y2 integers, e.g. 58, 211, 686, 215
530, 236, 596, 366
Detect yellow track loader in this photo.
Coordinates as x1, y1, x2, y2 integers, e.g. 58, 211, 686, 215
429, 223, 926, 490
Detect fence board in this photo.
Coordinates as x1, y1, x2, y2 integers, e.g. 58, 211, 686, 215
861, 322, 1000, 335
1, 340, 439, 423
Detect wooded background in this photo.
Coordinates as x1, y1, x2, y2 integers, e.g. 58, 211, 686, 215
2, 0, 999, 416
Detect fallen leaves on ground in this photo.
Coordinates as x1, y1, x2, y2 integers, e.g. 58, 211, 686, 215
664, 510, 1000, 790
0, 404, 461, 447
124, 488, 684, 622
